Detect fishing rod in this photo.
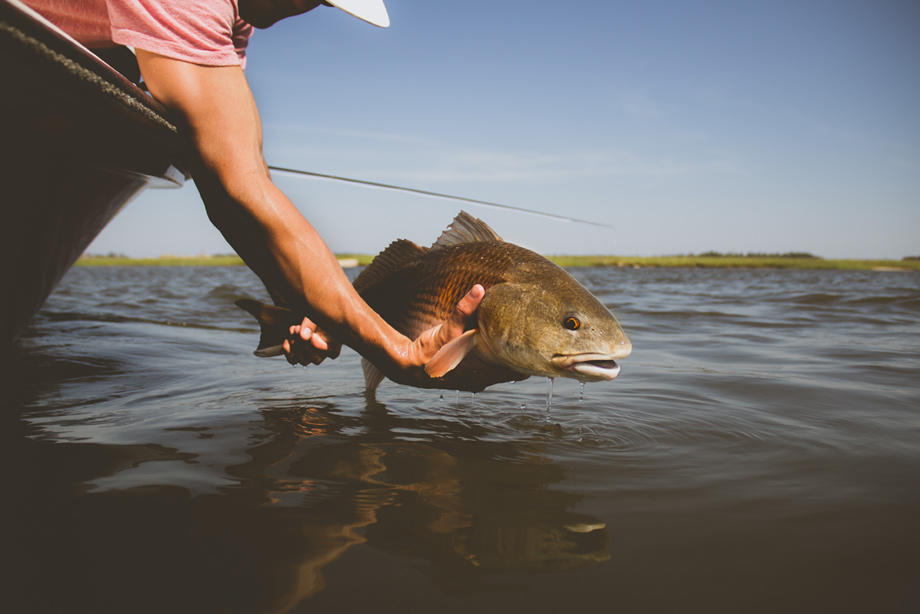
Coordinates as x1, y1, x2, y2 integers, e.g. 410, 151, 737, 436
267, 165, 614, 229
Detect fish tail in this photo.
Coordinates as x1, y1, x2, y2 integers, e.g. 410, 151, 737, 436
235, 299, 300, 357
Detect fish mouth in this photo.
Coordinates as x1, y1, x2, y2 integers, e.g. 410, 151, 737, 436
551, 353, 622, 381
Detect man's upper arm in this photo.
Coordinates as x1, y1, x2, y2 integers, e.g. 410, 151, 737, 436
135, 50, 266, 186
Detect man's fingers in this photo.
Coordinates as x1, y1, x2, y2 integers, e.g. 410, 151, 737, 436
281, 318, 341, 366
295, 316, 336, 352
441, 284, 484, 342
297, 317, 314, 338
283, 338, 299, 365
456, 284, 485, 318
310, 331, 329, 351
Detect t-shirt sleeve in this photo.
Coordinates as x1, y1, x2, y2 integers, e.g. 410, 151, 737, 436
107, 0, 252, 66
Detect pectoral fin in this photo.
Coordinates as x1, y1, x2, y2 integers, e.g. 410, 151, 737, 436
425, 329, 478, 378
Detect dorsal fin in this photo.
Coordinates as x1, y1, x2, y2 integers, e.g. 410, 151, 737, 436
353, 239, 426, 293
432, 211, 503, 249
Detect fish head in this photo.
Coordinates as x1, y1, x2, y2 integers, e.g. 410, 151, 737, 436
476, 272, 631, 382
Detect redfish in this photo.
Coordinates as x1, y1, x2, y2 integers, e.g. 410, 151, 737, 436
238, 212, 631, 393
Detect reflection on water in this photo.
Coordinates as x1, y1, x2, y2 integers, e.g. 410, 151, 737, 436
4, 379, 608, 613
4, 266, 920, 613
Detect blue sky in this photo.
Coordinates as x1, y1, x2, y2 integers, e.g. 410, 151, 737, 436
88, 0, 920, 258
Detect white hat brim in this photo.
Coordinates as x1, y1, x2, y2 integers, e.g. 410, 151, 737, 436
326, 0, 389, 28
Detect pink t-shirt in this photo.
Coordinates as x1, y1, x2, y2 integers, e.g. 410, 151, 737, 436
25, 0, 252, 66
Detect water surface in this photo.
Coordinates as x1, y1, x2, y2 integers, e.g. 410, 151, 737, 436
4, 266, 919, 613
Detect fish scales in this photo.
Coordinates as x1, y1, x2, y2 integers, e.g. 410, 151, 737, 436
358, 241, 528, 340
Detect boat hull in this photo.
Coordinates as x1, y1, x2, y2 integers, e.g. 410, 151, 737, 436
1, 1, 187, 346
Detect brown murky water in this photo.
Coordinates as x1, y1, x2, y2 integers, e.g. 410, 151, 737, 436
4, 266, 919, 613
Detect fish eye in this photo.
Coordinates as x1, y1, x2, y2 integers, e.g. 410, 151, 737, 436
563, 316, 581, 331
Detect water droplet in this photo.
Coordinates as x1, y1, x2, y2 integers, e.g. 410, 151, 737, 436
520, 402, 526, 411
545, 377, 554, 415
579, 381, 585, 402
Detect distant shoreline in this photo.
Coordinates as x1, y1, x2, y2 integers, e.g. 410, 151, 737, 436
75, 254, 920, 271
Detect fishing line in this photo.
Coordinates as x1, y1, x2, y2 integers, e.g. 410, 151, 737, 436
267, 165, 614, 229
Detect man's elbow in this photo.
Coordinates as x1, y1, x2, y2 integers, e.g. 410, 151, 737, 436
194, 155, 272, 207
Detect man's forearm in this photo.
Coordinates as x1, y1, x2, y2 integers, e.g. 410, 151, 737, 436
193, 164, 409, 367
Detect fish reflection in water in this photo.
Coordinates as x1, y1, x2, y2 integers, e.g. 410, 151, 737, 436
243, 397, 609, 608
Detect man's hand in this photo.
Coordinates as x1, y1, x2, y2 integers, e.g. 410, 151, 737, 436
397, 284, 485, 370
282, 317, 341, 366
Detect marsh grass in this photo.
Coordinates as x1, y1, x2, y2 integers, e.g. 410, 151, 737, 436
77, 255, 246, 266
76, 254, 920, 271
546, 255, 920, 271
